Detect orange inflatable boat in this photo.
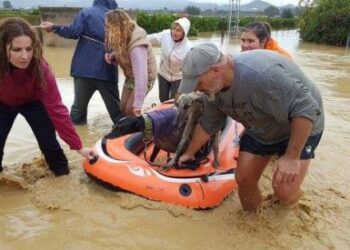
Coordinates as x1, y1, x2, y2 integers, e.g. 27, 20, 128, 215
84, 104, 244, 209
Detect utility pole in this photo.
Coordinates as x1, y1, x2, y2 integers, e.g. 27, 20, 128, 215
227, 0, 241, 37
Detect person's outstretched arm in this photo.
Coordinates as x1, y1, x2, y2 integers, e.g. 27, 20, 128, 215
38, 60, 96, 160
41, 11, 85, 39
147, 31, 163, 44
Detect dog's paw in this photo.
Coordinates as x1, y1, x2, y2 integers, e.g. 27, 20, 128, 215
161, 158, 176, 171
160, 165, 173, 171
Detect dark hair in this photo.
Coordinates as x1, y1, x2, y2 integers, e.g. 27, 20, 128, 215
241, 21, 271, 43
0, 17, 44, 87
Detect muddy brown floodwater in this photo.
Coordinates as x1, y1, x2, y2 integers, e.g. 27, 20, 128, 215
1, 30, 350, 249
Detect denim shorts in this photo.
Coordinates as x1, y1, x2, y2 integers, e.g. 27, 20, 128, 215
239, 132, 323, 160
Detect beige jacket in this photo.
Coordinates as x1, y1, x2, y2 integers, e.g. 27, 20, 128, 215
121, 25, 157, 82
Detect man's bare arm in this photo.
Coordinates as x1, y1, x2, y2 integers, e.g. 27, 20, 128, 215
275, 116, 313, 183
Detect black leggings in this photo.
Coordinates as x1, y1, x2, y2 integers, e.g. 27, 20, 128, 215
158, 73, 181, 103
0, 101, 69, 176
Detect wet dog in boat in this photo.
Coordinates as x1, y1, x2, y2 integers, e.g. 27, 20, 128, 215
105, 92, 220, 170
163, 92, 220, 170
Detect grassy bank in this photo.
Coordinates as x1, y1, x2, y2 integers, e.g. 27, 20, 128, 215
0, 10, 40, 25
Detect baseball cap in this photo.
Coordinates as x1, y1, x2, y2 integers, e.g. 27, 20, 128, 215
178, 42, 221, 94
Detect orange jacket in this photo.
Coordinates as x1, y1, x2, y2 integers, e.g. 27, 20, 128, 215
265, 37, 292, 59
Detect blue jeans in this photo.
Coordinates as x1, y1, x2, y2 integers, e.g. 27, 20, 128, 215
70, 77, 123, 125
0, 101, 69, 176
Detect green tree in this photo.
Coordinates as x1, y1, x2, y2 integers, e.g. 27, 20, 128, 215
281, 8, 294, 18
263, 5, 280, 17
293, 6, 302, 16
298, 0, 316, 8
3, 0, 13, 9
298, 0, 350, 46
185, 5, 201, 15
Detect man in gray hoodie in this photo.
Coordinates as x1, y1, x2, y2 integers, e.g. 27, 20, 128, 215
177, 42, 324, 211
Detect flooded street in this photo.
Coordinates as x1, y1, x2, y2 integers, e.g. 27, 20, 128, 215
1, 30, 350, 249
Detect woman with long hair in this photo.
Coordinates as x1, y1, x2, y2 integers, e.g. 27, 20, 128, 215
105, 9, 157, 116
0, 17, 95, 176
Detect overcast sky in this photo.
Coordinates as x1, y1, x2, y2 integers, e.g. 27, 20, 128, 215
192, 0, 299, 6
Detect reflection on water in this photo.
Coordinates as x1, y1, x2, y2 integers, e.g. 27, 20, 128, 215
43, 47, 74, 78
1, 30, 350, 249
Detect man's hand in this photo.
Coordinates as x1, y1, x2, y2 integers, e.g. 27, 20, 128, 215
177, 124, 210, 166
274, 155, 301, 184
178, 153, 195, 166
273, 116, 312, 185
132, 108, 141, 116
40, 22, 54, 32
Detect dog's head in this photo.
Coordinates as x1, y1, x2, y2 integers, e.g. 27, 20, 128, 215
176, 92, 203, 108
175, 92, 204, 128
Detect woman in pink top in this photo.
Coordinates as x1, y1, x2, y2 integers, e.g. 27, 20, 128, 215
0, 17, 95, 176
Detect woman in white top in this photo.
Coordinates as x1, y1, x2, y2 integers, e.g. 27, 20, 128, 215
148, 17, 192, 102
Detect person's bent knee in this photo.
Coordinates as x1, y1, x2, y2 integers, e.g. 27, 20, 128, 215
273, 184, 301, 205
235, 171, 259, 188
